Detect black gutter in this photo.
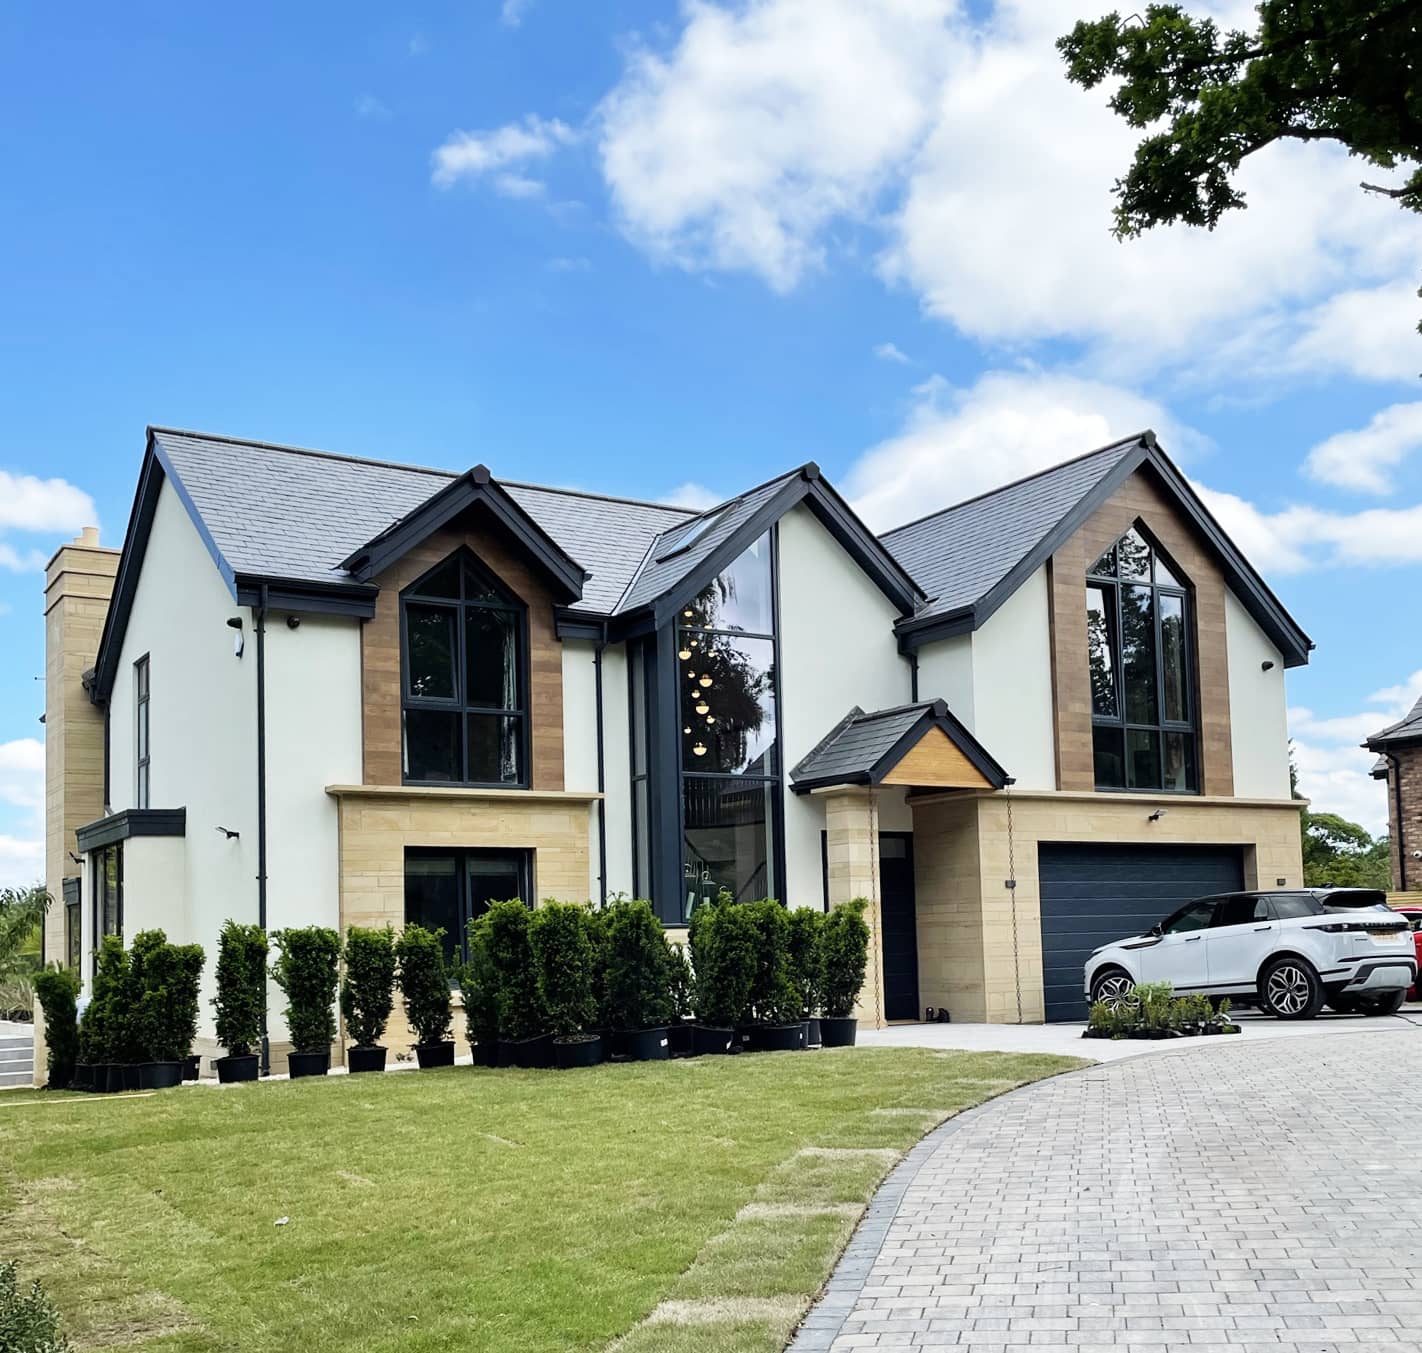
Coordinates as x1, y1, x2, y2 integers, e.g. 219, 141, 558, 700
594, 625, 608, 905
909, 650, 919, 704
1387, 751, 1407, 891
256, 584, 270, 1077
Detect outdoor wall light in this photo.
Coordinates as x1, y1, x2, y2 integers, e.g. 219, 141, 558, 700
1261, 660, 1275, 672
1148, 809, 1167, 822
226, 616, 244, 658
286, 615, 301, 630
215, 826, 241, 840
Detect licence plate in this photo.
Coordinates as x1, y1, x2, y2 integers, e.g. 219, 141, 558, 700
1373, 930, 1403, 944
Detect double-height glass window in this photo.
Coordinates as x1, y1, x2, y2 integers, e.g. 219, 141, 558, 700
1086, 526, 1197, 792
401, 552, 528, 787
404, 847, 531, 968
134, 655, 150, 809
92, 842, 122, 955
677, 532, 779, 919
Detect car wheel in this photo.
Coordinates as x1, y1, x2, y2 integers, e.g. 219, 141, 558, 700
1089, 968, 1135, 1010
1259, 957, 1324, 1020
1359, 990, 1407, 1017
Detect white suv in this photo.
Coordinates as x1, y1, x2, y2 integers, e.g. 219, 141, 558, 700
1085, 888, 1416, 1020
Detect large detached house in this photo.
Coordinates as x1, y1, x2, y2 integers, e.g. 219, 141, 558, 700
41, 426, 1311, 1069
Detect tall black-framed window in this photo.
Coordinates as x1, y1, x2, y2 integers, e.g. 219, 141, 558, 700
91, 841, 122, 963
629, 637, 653, 898
404, 847, 532, 968
1086, 525, 1198, 793
62, 876, 81, 970
134, 655, 150, 809
676, 530, 780, 922
400, 551, 529, 787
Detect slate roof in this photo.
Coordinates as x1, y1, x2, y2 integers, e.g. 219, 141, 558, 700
1368, 696, 1422, 749
880, 436, 1142, 626
152, 428, 695, 615
1372, 755, 1390, 779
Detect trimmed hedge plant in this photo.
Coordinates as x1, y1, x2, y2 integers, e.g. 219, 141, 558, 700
0, 1260, 70, 1353
821, 898, 870, 1018
529, 901, 597, 1039
271, 926, 341, 1054
395, 924, 452, 1046
687, 894, 754, 1028
666, 939, 693, 1022
33, 965, 80, 1090
341, 925, 397, 1048
786, 907, 823, 1019
213, 921, 268, 1057
742, 899, 801, 1026
458, 920, 499, 1050
136, 936, 205, 1063
601, 899, 672, 1031
480, 901, 546, 1042
86, 935, 130, 1064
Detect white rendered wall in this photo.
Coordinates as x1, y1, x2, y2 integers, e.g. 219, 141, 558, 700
121, 836, 187, 941
562, 639, 602, 899
914, 633, 974, 728
1224, 589, 1291, 799
777, 505, 913, 911
599, 644, 635, 899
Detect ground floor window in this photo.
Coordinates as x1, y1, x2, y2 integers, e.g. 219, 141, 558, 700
91, 842, 122, 960
62, 877, 81, 970
404, 847, 531, 967
682, 776, 774, 920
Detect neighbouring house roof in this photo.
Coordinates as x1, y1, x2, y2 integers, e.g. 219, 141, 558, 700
1372, 755, 1390, 779
1367, 696, 1422, 751
789, 700, 1009, 793
880, 431, 1314, 668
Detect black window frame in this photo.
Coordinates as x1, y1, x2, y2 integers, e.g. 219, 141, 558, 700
62, 876, 81, 970
399, 549, 531, 790
91, 841, 122, 965
134, 654, 150, 810
1087, 525, 1200, 795
403, 846, 532, 969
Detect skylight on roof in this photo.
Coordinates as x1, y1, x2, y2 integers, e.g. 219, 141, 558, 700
655, 507, 724, 562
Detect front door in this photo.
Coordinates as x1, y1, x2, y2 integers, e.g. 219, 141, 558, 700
879, 833, 919, 1021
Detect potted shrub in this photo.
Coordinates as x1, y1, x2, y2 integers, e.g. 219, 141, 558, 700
820, 898, 870, 1047
602, 898, 672, 1061
395, 924, 454, 1068
741, 900, 804, 1053
530, 901, 602, 1069
786, 906, 824, 1049
341, 925, 396, 1073
34, 964, 80, 1091
271, 926, 340, 1078
482, 901, 550, 1068
458, 920, 499, 1066
687, 894, 753, 1055
89, 934, 130, 1092
136, 936, 205, 1088
665, 939, 694, 1058
213, 920, 267, 1083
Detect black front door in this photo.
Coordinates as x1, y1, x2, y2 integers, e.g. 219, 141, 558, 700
879, 833, 919, 1022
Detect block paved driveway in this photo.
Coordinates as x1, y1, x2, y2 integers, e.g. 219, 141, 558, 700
792, 1028, 1422, 1352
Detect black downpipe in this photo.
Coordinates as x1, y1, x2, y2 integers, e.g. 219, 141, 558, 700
1388, 752, 1407, 891
256, 585, 270, 1077
594, 628, 608, 905
909, 649, 919, 704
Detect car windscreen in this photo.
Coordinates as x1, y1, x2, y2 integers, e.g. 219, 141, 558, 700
1320, 890, 1390, 911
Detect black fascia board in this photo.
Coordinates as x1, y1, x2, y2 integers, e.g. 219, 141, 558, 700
798, 475, 923, 615
234, 575, 379, 618
789, 769, 875, 794
341, 466, 588, 602
76, 807, 187, 853
871, 699, 1009, 790
895, 605, 978, 653
553, 609, 609, 642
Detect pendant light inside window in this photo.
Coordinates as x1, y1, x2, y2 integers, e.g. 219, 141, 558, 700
692, 742, 708, 757
695, 701, 709, 716
699, 675, 713, 688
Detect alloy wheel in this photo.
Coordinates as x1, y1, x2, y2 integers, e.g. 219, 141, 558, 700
1266, 963, 1312, 1016
1092, 973, 1136, 1010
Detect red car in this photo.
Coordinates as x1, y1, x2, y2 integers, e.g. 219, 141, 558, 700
1396, 907, 1422, 1000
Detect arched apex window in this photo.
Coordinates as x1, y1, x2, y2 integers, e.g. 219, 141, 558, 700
1085, 525, 1197, 794
401, 550, 528, 787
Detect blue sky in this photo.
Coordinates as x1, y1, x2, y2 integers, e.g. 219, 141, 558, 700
1, 0, 1419, 884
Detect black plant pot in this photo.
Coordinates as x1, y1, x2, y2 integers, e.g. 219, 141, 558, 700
348, 1045, 387, 1074
288, 1050, 330, 1079
803, 1018, 821, 1049
620, 1027, 670, 1062
667, 1022, 695, 1059
746, 1024, 804, 1054
554, 1034, 603, 1069
72, 1063, 91, 1092
415, 1041, 455, 1070
216, 1053, 260, 1084
138, 1062, 183, 1090
496, 1039, 518, 1069
819, 1016, 858, 1048
506, 1033, 554, 1070
92, 1063, 113, 1093
470, 1041, 497, 1068
692, 1024, 735, 1056
122, 1064, 140, 1092
183, 1055, 201, 1082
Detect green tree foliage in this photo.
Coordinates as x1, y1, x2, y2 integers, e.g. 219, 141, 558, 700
340, 925, 397, 1048
85, 934, 130, 1063
1059, 2, 1422, 332
687, 893, 755, 1028
0, 885, 50, 1019
33, 965, 80, 1088
785, 907, 824, 1018
665, 938, 694, 1020
601, 899, 673, 1031
0, 1261, 70, 1353
741, 899, 802, 1026
529, 902, 598, 1038
479, 901, 547, 1041
821, 899, 871, 1019
458, 918, 500, 1049
212, 921, 268, 1057
135, 937, 205, 1063
394, 924, 453, 1046
270, 926, 341, 1053
1302, 810, 1392, 887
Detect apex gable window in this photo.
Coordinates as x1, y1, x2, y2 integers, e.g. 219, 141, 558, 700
1086, 526, 1198, 793
134, 655, 150, 809
401, 551, 529, 787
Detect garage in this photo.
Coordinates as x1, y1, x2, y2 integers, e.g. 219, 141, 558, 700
1038, 843, 1245, 1022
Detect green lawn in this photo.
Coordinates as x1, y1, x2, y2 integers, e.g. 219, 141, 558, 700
0, 1047, 1080, 1353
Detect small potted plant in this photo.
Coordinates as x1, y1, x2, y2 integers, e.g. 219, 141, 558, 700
458, 920, 499, 1066
688, 894, 753, 1055
741, 900, 804, 1053
602, 898, 672, 1061
34, 964, 80, 1091
271, 925, 340, 1078
665, 939, 695, 1058
530, 901, 601, 1069
213, 920, 267, 1083
819, 898, 869, 1047
395, 924, 454, 1068
786, 906, 824, 1049
341, 924, 396, 1073
482, 901, 551, 1068
136, 935, 204, 1089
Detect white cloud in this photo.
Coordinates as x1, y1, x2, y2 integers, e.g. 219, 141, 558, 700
598, 0, 956, 293
431, 115, 577, 190
0, 544, 48, 573
0, 836, 42, 892
0, 471, 95, 533
0, 739, 44, 891
356, 94, 393, 121
501, 0, 533, 26
1286, 282, 1422, 385
662, 481, 722, 512
874, 342, 910, 364
1304, 402, 1422, 495
493, 172, 547, 200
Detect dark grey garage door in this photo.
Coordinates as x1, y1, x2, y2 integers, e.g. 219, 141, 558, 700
1039, 843, 1244, 1022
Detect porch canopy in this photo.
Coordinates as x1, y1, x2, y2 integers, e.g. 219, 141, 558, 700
789, 699, 1009, 794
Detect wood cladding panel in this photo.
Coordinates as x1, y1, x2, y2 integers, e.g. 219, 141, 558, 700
361, 515, 565, 791
881, 727, 992, 789
1049, 468, 1233, 797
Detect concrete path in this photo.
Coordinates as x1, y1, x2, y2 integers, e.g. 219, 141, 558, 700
791, 1027, 1422, 1352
